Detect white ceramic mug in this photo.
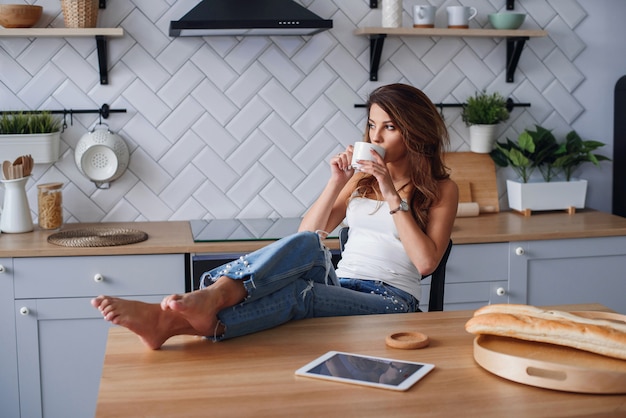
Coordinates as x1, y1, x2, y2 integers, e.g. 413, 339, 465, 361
446, 6, 478, 28
413, 5, 436, 28
351, 142, 385, 170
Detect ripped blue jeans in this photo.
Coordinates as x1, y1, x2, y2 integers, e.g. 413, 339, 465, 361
200, 231, 418, 341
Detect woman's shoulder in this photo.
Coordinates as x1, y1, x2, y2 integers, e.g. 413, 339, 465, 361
438, 177, 459, 195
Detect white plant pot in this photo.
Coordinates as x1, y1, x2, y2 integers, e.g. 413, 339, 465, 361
0, 132, 61, 164
469, 124, 498, 153
506, 178, 588, 213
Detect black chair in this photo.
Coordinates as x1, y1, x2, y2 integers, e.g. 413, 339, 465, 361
338, 227, 452, 312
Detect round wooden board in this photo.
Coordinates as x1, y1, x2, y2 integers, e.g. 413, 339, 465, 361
473, 311, 626, 394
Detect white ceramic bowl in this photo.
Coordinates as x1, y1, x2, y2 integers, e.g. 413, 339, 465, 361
75, 125, 129, 183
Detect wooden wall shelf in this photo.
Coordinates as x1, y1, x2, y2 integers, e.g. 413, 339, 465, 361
354, 27, 548, 82
0, 28, 125, 85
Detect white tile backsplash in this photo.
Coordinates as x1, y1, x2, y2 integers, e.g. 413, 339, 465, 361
0, 0, 620, 220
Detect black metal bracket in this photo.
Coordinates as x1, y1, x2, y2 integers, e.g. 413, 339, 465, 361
506, 37, 528, 83
355, 100, 530, 110
368, 34, 386, 81
507, 0, 515, 10
99, 0, 106, 9
95, 35, 110, 84
369, 0, 378, 8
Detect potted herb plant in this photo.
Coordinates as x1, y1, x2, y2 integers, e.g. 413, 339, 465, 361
0, 112, 62, 163
490, 125, 610, 215
461, 90, 510, 154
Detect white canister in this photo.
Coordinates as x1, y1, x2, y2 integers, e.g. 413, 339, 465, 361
382, 0, 403, 28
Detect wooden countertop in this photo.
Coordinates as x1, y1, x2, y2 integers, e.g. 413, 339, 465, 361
96, 303, 625, 418
1, 210, 626, 257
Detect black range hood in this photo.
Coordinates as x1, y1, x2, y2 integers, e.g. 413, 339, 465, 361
169, 0, 333, 37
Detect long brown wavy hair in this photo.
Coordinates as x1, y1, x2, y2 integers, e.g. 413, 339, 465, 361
353, 83, 450, 230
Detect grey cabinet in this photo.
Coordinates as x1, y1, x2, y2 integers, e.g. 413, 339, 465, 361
12, 254, 185, 418
0, 259, 20, 418
508, 236, 626, 313
445, 236, 626, 313
442, 243, 509, 311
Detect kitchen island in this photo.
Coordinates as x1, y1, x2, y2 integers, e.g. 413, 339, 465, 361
95, 303, 626, 417
3, 210, 626, 418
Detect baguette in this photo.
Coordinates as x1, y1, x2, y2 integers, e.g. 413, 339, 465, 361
465, 304, 626, 361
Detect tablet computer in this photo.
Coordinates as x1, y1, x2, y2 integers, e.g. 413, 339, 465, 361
295, 351, 434, 391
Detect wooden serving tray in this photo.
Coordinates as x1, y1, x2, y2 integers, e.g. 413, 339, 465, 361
473, 311, 626, 393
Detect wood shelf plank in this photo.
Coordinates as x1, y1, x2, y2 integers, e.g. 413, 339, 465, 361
354, 27, 547, 38
0, 28, 123, 37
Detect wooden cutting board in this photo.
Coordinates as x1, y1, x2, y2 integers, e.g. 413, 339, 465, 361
473, 311, 626, 393
444, 152, 499, 213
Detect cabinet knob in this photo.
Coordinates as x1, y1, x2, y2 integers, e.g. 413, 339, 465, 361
0, 264, 4, 273
515, 247, 525, 256
496, 287, 506, 296
20, 307, 29, 316
94, 273, 104, 283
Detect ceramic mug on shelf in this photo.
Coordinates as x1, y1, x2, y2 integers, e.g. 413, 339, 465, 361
446, 6, 478, 28
413, 5, 436, 28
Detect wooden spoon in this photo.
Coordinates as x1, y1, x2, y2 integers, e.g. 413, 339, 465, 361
22, 155, 32, 177
2, 160, 11, 180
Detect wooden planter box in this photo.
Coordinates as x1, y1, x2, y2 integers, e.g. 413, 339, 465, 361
0, 132, 61, 164
506, 178, 588, 215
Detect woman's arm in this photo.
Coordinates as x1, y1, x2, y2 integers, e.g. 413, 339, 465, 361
391, 179, 458, 276
299, 146, 358, 234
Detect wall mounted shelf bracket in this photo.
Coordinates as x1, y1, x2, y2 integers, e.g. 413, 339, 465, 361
365, 33, 531, 83
369, 34, 386, 81
506, 36, 528, 83
95, 35, 110, 84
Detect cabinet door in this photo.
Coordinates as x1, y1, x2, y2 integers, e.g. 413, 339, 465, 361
442, 243, 509, 310
508, 236, 626, 313
0, 259, 20, 418
15, 295, 166, 418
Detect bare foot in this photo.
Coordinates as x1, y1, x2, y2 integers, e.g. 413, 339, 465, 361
161, 289, 225, 336
91, 296, 199, 350
161, 277, 246, 336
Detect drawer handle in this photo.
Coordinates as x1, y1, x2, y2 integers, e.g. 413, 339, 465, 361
20, 307, 29, 316
0, 264, 5, 273
496, 287, 506, 296
94, 273, 104, 283
515, 247, 525, 256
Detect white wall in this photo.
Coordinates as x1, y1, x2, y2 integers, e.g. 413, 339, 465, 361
572, 0, 626, 212
0, 0, 623, 222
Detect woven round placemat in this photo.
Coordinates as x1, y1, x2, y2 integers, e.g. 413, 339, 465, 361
47, 227, 148, 247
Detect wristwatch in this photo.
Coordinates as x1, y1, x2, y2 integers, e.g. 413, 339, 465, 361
389, 199, 409, 214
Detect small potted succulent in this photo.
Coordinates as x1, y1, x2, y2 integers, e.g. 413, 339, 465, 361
0, 112, 62, 164
462, 90, 510, 154
490, 125, 610, 215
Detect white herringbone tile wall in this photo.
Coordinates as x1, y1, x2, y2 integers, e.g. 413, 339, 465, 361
0, 0, 616, 223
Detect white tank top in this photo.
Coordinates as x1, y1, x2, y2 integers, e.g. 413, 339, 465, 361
335, 197, 422, 301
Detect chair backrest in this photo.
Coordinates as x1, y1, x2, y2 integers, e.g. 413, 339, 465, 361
338, 227, 452, 312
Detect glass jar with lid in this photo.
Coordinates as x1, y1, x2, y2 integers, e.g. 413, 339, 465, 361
37, 182, 63, 230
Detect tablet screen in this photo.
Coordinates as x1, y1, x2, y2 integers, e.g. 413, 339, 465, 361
295, 351, 434, 391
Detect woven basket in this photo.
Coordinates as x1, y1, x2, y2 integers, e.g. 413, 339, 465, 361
61, 0, 98, 28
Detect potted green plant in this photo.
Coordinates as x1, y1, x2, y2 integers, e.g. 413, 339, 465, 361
461, 90, 510, 154
490, 125, 610, 215
0, 112, 62, 164
552, 130, 611, 181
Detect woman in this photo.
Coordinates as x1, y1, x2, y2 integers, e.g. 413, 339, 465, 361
92, 83, 458, 349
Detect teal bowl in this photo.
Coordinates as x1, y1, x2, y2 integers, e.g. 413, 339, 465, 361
488, 13, 526, 30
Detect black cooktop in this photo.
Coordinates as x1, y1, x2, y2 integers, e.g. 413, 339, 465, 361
190, 218, 339, 242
